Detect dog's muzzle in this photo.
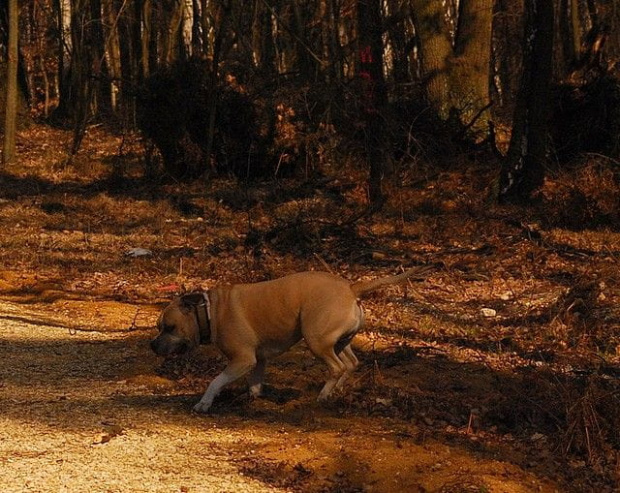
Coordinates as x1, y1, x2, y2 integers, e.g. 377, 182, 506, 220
150, 334, 191, 358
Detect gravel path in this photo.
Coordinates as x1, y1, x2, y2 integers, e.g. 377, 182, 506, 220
0, 301, 284, 493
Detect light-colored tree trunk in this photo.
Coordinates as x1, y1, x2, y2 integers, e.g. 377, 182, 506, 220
59, 0, 72, 65
410, 0, 452, 119
3, 0, 19, 166
102, 0, 122, 112
451, 0, 494, 133
201, 0, 212, 58
411, 0, 493, 137
164, 1, 185, 64
181, 0, 194, 57
39, 55, 50, 118
33, 0, 51, 117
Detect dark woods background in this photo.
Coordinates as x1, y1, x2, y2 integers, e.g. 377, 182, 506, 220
0, 0, 619, 204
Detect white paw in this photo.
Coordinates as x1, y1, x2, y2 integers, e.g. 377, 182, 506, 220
192, 400, 212, 413
249, 385, 263, 398
317, 391, 330, 402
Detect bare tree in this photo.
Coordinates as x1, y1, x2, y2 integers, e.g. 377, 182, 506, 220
358, 0, 387, 206
53, 0, 72, 120
499, 0, 554, 202
2, 0, 18, 166
411, 0, 493, 138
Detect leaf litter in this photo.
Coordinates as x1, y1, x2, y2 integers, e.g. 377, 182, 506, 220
0, 125, 619, 491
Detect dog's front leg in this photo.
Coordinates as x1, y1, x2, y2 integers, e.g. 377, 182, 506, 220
193, 358, 255, 413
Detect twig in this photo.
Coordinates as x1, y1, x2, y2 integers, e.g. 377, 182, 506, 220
313, 253, 334, 274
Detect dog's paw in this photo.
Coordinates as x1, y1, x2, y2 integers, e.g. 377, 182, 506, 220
249, 385, 263, 399
192, 401, 212, 414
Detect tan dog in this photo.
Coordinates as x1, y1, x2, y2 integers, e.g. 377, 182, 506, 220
151, 267, 429, 413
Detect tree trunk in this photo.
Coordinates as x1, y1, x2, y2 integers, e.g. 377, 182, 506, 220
252, 0, 276, 74
291, 2, 314, 80
181, 0, 194, 58
102, 0, 122, 113
34, 0, 51, 117
141, 0, 152, 78
163, 1, 185, 64
411, 0, 493, 137
452, 0, 493, 134
88, 0, 105, 116
2, 0, 18, 166
204, 1, 231, 179
328, 0, 344, 82
53, 0, 72, 121
499, 0, 554, 202
358, 0, 387, 207
386, 0, 410, 84
410, 0, 452, 119
118, 0, 141, 129
570, 0, 581, 58
68, 0, 96, 154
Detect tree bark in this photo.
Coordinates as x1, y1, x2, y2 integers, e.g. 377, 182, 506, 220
118, 0, 142, 129
410, 0, 452, 119
291, 2, 315, 80
102, 0, 122, 112
252, 0, 276, 74
411, 0, 493, 137
358, 0, 387, 206
53, 0, 72, 121
2, 0, 18, 166
570, 0, 581, 58
499, 0, 554, 202
163, 0, 185, 64
181, 0, 194, 58
68, 0, 96, 154
452, 0, 493, 133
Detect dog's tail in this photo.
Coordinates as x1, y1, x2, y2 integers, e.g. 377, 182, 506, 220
350, 265, 432, 298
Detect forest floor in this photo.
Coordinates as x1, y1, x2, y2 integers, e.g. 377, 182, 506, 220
1, 124, 619, 492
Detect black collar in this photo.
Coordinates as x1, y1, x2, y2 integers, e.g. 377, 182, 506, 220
190, 292, 211, 344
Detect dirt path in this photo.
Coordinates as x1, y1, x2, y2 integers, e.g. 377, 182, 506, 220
0, 299, 573, 492
0, 300, 284, 493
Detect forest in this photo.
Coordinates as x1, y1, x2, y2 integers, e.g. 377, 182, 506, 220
1, 0, 620, 492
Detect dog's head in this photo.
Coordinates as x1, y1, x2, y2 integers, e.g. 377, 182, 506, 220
150, 293, 205, 357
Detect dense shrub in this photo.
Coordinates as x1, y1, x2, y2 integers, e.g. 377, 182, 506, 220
552, 74, 620, 160
137, 59, 264, 180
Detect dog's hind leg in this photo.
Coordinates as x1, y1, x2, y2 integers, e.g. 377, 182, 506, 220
307, 302, 363, 402
334, 344, 359, 391
246, 358, 266, 398
193, 357, 256, 413
316, 348, 347, 401
315, 335, 358, 401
